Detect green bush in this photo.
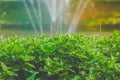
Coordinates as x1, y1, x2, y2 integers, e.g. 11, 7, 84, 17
0, 31, 120, 80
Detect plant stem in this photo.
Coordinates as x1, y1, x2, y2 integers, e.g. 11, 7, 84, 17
100, 23, 102, 32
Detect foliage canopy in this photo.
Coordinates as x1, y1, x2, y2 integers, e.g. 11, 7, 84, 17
0, 31, 120, 80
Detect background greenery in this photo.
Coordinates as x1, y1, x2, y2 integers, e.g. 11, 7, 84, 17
0, 0, 120, 31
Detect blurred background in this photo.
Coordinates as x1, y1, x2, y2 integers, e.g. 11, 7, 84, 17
0, 0, 120, 37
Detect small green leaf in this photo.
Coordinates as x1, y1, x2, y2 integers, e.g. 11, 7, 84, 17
27, 72, 38, 80
72, 76, 81, 80
0, 62, 16, 76
25, 63, 35, 68
40, 43, 55, 52
1, 62, 9, 72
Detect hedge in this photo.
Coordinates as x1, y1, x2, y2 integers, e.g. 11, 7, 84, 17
0, 31, 120, 80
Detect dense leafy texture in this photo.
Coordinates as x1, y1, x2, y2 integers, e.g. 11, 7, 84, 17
0, 31, 120, 80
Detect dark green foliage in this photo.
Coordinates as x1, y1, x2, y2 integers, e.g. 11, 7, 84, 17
0, 31, 120, 80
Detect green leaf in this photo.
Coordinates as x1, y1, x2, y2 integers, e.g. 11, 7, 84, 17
40, 43, 55, 53
27, 72, 38, 80
0, 62, 16, 76
72, 76, 81, 80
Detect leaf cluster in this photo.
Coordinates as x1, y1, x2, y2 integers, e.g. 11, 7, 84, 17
0, 31, 120, 80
